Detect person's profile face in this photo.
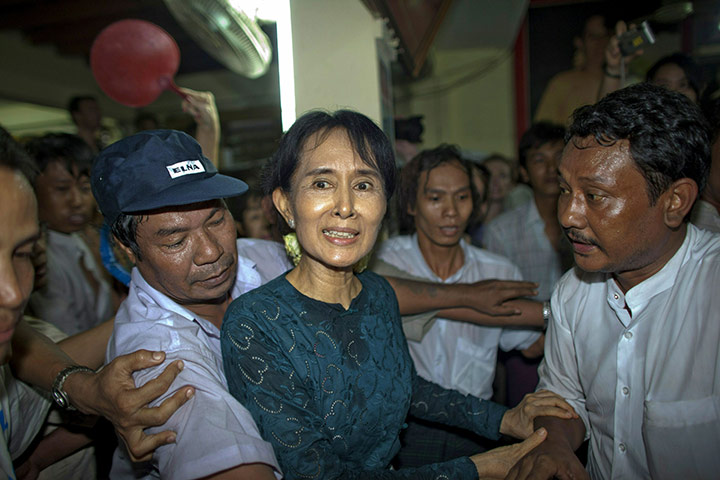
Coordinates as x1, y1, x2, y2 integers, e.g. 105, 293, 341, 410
273, 128, 387, 271
580, 15, 609, 64
240, 197, 272, 241
411, 160, 473, 249
557, 136, 672, 284
35, 160, 93, 234
125, 200, 239, 306
650, 63, 697, 103
0, 168, 39, 364
484, 159, 514, 202
523, 140, 563, 197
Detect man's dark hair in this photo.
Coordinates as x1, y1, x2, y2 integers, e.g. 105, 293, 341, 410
518, 122, 565, 169
111, 213, 143, 260
646, 53, 705, 100
0, 125, 38, 184
67, 95, 97, 115
264, 109, 397, 204
567, 83, 711, 204
396, 144, 478, 233
25, 133, 94, 180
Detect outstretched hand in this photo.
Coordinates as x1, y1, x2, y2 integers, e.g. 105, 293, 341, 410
67, 350, 195, 462
471, 428, 547, 479
466, 279, 539, 316
500, 390, 577, 439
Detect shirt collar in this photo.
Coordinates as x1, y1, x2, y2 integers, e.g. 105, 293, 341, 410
47, 230, 84, 255
410, 233, 469, 283
606, 225, 695, 319
128, 251, 263, 336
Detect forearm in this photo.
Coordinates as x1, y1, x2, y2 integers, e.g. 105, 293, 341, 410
534, 416, 586, 452
195, 124, 220, 166
597, 73, 622, 100
438, 299, 543, 327
20, 426, 94, 473
10, 318, 75, 390
58, 318, 114, 369
411, 375, 507, 440
385, 276, 472, 315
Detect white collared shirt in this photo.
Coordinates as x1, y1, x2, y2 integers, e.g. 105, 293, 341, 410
377, 235, 540, 399
484, 199, 573, 301
29, 230, 114, 335
538, 225, 720, 479
108, 238, 289, 480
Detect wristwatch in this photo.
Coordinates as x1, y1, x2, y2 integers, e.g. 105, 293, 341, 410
51, 365, 95, 409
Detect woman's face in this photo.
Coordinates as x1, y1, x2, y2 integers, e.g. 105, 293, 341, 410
650, 63, 697, 103
274, 128, 387, 270
484, 159, 514, 202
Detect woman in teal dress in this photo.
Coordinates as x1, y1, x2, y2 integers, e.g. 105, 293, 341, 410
221, 110, 576, 479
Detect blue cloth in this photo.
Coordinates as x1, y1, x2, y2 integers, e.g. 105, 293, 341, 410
99, 223, 131, 286
222, 271, 508, 480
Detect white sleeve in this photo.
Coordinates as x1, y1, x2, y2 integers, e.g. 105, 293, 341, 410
536, 286, 590, 436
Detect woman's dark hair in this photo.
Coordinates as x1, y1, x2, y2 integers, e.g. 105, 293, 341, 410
396, 144, 478, 233
518, 122, 566, 169
646, 53, 705, 100
25, 132, 94, 180
568, 83, 711, 204
263, 110, 396, 201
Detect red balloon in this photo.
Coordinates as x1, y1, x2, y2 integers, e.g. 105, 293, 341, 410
91, 19, 185, 107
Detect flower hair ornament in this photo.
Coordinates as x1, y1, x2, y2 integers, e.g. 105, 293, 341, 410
282, 232, 371, 273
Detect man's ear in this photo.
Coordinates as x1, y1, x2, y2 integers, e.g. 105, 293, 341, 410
662, 178, 699, 228
272, 188, 294, 226
519, 166, 530, 184
114, 235, 138, 265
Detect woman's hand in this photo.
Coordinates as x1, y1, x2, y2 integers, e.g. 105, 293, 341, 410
470, 428, 547, 479
499, 390, 577, 439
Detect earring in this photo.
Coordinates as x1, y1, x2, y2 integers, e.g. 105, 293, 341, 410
288, 218, 295, 229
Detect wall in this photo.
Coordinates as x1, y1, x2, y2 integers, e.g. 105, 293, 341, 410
395, 45, 516, 159
290, 0, 384, 124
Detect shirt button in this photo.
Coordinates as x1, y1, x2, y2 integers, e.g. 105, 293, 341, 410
622, 386, 629, 395
624, 331, 633, 340
619, 443, 627, 452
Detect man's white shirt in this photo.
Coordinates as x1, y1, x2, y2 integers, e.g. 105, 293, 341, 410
378, 234, 540, 399
538, 224, 720, 479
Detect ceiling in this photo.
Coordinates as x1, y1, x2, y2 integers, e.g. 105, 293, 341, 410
0, 0, 228, 75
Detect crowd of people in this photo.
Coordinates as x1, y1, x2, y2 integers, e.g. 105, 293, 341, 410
0, 10, 718, 480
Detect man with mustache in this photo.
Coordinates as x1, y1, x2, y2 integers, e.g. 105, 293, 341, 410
508, 83, 720, 480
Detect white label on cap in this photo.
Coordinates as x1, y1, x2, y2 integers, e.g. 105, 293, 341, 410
166, 160, 206, 179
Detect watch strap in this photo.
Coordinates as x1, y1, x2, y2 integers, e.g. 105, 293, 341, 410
51, 365, 95, 409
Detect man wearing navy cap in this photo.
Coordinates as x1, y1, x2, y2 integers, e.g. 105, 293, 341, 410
92, 130, 282, 480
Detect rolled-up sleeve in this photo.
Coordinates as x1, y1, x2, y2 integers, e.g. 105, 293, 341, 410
536, 286, 589, 436
110, 316, 281, 480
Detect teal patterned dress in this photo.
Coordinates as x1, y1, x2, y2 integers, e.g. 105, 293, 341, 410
221, 271, 507, 479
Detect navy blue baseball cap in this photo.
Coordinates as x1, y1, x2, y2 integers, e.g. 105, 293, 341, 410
91, 129, 247, 225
